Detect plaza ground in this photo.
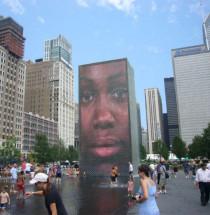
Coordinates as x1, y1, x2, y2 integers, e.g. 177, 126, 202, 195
0, 171, 209, 214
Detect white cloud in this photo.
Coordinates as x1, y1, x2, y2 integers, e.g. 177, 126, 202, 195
93, 30, 100, 37
151, 1, 157, 12
3, 0, 25, 15
147, 46, 160, 54
38, 16, 45, 24
167, 14, 176, 24
76, 0, 88, 7
189, 2, 200, 14
128, 45, 133, 50
115, 37, 124, 46
170, 4, 178, 13
99, 0, 136, 14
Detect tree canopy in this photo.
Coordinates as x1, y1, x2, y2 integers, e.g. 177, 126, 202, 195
171, 136, 187, 160
0, 137, 21, 164
153, 140, 169, 160
140, 143, 146, 160
34, 133, 50, 165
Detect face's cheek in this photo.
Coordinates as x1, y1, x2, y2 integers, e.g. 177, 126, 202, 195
81, 106, 94, 147
112, 103, 130, 144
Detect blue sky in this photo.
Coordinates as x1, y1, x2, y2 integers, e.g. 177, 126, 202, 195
1, 0, 210, 128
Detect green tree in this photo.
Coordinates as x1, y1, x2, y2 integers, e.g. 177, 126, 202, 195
34, 133, 50, 165
153, 140, 169, 160
188, 135, 203, 159
140, 143, 146, 160
0, 137, 21, 164
202, 123, 210, 159
69, 145, 79, 162
171, 136, 187, 160
49, 144, 59, 162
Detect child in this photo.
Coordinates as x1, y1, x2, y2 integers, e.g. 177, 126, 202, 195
0, 185, 10, 214
127, 176, 134, 197
17, 170, 25, 199
192, 172, 197, 188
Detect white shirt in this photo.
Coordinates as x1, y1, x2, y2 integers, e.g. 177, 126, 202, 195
129, 164, 133, 172
195, 168, 210, 182
25, 163, 31, 171
207, 163, 210, 170
150, 164, 155, 171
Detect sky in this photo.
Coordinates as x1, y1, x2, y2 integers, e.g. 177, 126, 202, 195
0, 0, 210, 128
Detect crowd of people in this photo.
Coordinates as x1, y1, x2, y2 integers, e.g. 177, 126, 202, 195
0, 161, 80, 214
0, 159, 209, 214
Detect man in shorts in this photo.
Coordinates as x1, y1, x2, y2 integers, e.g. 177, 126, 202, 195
158, 162, 167, 194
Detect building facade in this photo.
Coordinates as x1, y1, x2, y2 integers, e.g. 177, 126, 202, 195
74, 102, 79, 149
145, 88, 164, 153
22, 112, 58, 155
44, 35, 72, 70
0, 17, 26, 149
24, 60, 74, 147
136, 103, 142, 145
163, 113, 170, 150
164, 77, 179, 148
172, 14, 210, 146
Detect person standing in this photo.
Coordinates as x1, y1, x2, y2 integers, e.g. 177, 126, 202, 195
25, 173, 68, 214
136, 164, 159, 215
183, 160, 189, 178
195, 163, 210, 206
22, 161, 26, 173
16, 170, 25, 199
25, 162, 31, 179
56, 164, 62, 184
149, 163, 155, 180
173, 162, 178, 178
158, 162, 167, 194
129, 162, 133, 175
10, 164, 18, 193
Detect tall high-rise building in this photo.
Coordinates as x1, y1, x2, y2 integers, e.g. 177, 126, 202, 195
44, 35, 72, 69
0, 17, 26, 149
24, 59, 74, 148
145, 88, 164, 153
172, 14, 210, 146
164, 77, 179, 148
163, 113, 170, 150
136, 103, 142, 145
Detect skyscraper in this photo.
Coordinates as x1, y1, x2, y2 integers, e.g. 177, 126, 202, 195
44, 35, 72, 69
145, 88, 164, 153
164, 77, 179, 148
163, 113, 170, 150
172, 14, 210, 146
24, 59, 74, 148
0, 16, 26, 149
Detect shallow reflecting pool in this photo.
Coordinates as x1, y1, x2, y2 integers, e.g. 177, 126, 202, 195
0, 175, 140, 215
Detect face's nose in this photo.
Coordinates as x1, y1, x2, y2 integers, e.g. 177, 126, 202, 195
93, 108, 115, 129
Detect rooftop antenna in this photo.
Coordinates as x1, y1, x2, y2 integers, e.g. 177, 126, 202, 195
200, 0, 205, 23
200, 0, 209, 50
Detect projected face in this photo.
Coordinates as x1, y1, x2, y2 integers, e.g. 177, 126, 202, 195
79, 60, 131, 175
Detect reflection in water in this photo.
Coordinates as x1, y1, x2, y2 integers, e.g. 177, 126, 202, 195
0, 175, 139, 215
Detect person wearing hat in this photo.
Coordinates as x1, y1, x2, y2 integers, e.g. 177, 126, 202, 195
195, 163, 210, 206
24, 173, 68, 214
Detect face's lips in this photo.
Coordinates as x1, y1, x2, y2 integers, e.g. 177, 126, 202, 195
89, 137, 121, 157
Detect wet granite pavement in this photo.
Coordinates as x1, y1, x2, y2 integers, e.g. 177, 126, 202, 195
0, 171, 209, 215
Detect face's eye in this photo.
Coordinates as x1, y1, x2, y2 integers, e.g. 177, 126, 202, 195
80, 91, 96, 104
110, 88, 127, 102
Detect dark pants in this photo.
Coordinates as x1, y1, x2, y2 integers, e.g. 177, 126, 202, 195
157, 173, 160, 184
199, 182, 210, 204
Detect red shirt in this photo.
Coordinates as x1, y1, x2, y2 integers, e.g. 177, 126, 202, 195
22, 163, 26, 170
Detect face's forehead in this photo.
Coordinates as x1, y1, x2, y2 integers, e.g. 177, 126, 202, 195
80, 61, 126, 79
